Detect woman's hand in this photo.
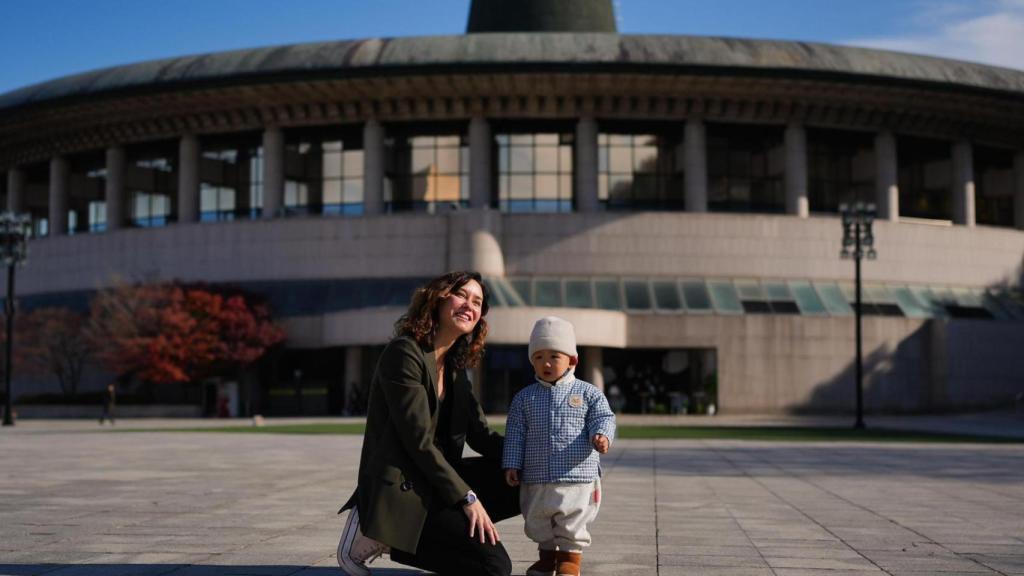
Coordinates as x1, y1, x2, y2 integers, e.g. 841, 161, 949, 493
504, 468, 520, 487
462, 500, 500, 545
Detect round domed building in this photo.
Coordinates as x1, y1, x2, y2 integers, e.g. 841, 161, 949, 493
2, 0, 1023, 416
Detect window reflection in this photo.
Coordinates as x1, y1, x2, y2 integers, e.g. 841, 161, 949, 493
707, 124, 784, 213
897, 136, 952, 221
129, 146, 177, 228
67, 154, 106, 234
199, 136, 263, 222
284, 130, 364, 217
807, 128, 874, 214
598, 132, 681, 210
496, 132, 573, 213
975, 146, 1014, 228
386, 133, 468, 213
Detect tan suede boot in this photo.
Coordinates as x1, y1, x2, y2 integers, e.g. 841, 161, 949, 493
555, 551, 582, 576
525, 549, 557, 576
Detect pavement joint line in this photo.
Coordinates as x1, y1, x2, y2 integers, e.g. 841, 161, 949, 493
739, 445, 1012, 576
704, 446, 783, 576
652, 439, 661, 576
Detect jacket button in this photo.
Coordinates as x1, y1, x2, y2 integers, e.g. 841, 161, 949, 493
400, 481, 413, 492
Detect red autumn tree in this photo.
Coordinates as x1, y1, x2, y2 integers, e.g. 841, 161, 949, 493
87, 282, 285, 385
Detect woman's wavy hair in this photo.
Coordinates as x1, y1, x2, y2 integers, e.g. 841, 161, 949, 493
394, 271, 490, 369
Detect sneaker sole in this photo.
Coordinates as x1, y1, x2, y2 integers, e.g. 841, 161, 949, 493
337, 510, 370, 576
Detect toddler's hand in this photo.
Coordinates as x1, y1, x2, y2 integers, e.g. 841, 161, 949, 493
504, 468, 520, 487
592, 433, 610, 454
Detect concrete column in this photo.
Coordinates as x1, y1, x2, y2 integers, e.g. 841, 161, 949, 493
575, 117, 599, 212
784, 122, 809, 217
178, 134, 200, 223
344, 346, 362, 415
581, 347, 605, 393
1014, 151, 1024, 230
684, 118, 708, 212
469, 116, 492, 209
952, 140, 976, 227
6, 168, 24, 213
262, 126, 284, 219
362, 120, 385, 215
48, 156, 69, 236
104, 146, 126, 231
875, 131, 899, 221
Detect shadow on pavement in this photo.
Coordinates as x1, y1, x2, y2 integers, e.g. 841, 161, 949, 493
606, 443, 1024, 484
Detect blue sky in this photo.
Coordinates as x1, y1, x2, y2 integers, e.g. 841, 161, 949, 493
3, 0, 1024, 94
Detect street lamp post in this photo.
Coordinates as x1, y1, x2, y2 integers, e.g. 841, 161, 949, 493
1, 212, 31, 427
839, 202, 876, 430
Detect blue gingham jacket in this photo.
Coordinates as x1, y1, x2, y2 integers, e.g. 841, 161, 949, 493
502, 371, 616, 484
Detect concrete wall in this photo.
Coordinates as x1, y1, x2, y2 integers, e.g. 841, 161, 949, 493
12, 211, 1024, 295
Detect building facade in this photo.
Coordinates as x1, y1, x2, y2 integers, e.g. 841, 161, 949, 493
2, 1, 1023, 415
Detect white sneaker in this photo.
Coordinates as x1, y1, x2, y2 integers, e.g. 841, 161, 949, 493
337, 508, 387, 576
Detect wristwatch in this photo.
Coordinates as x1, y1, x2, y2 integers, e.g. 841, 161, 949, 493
459, 490, 478, 507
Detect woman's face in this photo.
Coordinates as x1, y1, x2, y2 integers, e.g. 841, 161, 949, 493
439, 279, 485, 336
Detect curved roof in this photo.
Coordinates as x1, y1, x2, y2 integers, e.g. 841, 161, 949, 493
3, 33, 1024, 112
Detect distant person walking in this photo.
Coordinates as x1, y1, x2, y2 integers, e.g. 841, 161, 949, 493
99, 383, 116, 425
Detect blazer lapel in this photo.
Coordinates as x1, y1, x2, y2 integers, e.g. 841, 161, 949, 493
420, 342, 439, 411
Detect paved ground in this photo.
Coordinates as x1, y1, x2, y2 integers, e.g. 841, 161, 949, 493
1, 419, 1023, 575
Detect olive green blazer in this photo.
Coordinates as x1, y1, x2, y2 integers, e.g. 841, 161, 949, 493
340, 335, 504, 553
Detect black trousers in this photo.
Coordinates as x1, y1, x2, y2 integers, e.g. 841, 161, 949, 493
390, 456, 521, 576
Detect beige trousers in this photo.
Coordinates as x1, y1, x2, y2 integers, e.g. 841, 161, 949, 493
520, 479, 601, 552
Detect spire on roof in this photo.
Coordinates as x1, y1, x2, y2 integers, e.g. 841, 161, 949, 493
466, 0, 617, 33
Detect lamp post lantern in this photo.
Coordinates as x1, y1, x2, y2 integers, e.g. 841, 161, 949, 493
839, 202, 876, 430
1, 212, 31, 427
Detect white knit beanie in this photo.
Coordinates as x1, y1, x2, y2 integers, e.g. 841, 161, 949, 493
528, 316, 578, 359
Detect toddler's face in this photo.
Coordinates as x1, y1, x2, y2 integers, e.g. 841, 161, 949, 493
531, 349, 575, 383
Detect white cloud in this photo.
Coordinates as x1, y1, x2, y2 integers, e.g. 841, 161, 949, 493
844, 0, 1024, 71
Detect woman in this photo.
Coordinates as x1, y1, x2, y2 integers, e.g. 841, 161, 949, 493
338, 271, 519, 576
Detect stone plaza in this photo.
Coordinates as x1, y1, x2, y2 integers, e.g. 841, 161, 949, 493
1, 419, 1023, 575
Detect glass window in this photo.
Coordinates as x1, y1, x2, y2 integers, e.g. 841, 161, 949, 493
565, 279, 593, 308
707, 124, 785, 214
652, 280, 683, 311
815, 283, 854, 316
509, 278, 532, 305
807, 128, 874, 214
496, 132, 573, 213
891, 286, 930, 318
598, 132, 682, 210
285, 131, 364, 217
88, 201, 106, 233
908, 286, 949, 318
129, 151, 176, 227
789, 281, 827, 315
623, 280, 652, 310
898, 136, 952, 221
386, 132, 468, 213
66, 156, 106, 235
200, 137, 263, 221
491, 278, 523, 307
708, 280, 743, 314
735, 280, 771, 314
594, 279, 621, 310
975, 146, 1015, 228
534, 279, 562, 307
681, 280, 713, 312
481, 279, 506, 307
